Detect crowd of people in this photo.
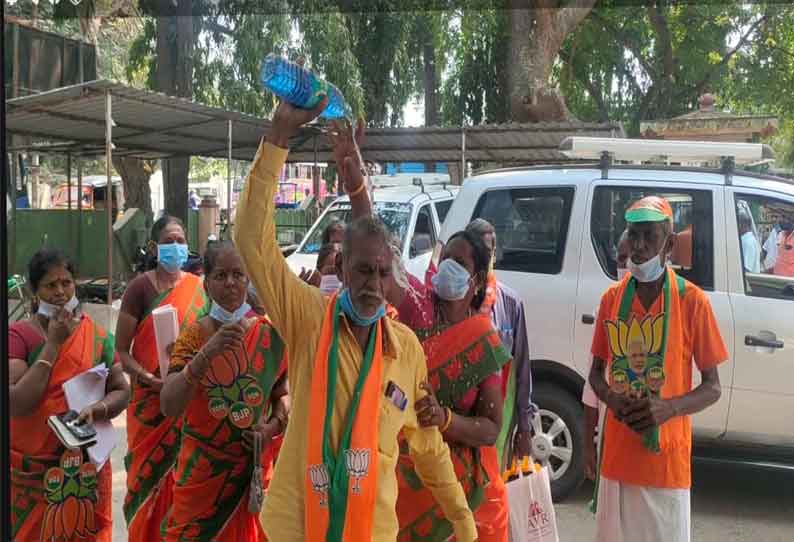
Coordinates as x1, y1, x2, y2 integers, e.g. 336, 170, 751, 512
8, 96, 757, 542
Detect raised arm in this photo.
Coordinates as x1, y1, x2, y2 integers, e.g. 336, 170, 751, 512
234, 100, 328, 349
329, 118, 372, 219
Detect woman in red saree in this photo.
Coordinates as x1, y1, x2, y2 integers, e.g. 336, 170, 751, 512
160, 240, 289, 542
9, 249, 130, 542
116, 215, 207, 540
396, 231, 511, 542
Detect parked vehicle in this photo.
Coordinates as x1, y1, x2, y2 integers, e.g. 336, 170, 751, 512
287, 181, 458, 280
50, 175, 124, 214
441, 137, 794, 500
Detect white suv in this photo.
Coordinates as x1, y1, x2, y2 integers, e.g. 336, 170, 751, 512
287, 183, 459, 280
441, 137, 794, 500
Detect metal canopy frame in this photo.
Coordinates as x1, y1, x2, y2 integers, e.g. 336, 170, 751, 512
6, 79, 625, 303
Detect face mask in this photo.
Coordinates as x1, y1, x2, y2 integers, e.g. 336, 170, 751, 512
158, 243, 189, 273
617, 267, 629, 281
627, 250, 667, 283
319, 274, 342, 295
209, 300, 251, 325
339, 288, 385, 327
38, 295, 79, 318
432, 259, 472, 301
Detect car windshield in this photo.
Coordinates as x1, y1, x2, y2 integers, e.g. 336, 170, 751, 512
299, 201, 412, 254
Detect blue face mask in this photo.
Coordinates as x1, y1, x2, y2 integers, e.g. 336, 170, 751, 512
209, 300, 251, 325
338, 288, 385, 327
432, 259, 472, 301
158, 243, 189, 273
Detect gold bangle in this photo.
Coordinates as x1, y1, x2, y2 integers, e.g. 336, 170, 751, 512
347, 181, 366, 198
34, 359, 53, 370
98, 401, 109, 421
440, 407, 453, 433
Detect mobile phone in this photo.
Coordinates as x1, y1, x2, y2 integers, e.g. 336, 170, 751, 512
58, 410, 97, 440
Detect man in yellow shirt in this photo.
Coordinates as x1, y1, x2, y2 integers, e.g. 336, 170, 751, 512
235, 99, 477, 541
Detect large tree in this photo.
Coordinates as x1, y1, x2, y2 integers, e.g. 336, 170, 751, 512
507, 0, 596, 123
558, 4, 773, 135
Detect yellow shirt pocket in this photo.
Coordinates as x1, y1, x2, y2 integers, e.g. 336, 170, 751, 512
377, 399, 405, 458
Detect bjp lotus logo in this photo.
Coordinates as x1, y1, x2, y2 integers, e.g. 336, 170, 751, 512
605, 314, 666, 396
344, 449, 370, 495
309, 464, 330, 507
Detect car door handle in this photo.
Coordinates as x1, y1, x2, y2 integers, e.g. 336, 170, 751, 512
582, 314, 595, 325
745, 335, 784, 349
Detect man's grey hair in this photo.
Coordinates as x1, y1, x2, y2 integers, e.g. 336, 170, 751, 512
342, 215, 392, 257
465, 218, 496, 238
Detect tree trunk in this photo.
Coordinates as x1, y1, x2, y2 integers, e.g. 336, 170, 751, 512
421, 16, 439, 172
507, 2, 534, 122
112, 156, 154, 223
155, 0, 193, 224
507, 0, 596, 123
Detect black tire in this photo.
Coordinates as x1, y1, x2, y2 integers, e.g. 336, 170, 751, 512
533, 382, 586, 502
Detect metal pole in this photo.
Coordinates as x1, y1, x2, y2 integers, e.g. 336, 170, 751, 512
67, 154, 72, 210
105, 90, 113, 306
227, 119, 232, 234
460, 125, 466, 184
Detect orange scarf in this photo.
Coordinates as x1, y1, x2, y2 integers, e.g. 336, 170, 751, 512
304, 294, 383, 542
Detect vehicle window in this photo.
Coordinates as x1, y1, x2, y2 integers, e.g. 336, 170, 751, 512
434, 200, 453, 224
591, 186, 714, 290
299, 201, 412, 254
734, 194, 794, 301
471, 187, 574, 274
410, 204, 436, 258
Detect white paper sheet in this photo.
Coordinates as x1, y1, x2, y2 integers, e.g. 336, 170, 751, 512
62, 366, 117, 469
152, 304, 179, 379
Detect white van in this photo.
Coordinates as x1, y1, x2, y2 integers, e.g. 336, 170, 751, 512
287, 183, 459, 280
441, 137, 794, 500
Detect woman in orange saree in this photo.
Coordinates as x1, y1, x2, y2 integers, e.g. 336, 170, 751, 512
116, 215, 207, 540
396, 231, 511, 542
9, 249, 130, 542
160, 240, 289, 542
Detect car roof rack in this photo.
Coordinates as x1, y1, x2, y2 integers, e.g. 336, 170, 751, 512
560, 136, 776, 185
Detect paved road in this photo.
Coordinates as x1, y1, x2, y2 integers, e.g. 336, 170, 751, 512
554, 460, 794, 542
110, 413, 794, 541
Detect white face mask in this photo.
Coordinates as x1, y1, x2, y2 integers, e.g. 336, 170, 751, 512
432, 259, 472, 301
38, 296, 79, 318
627, 247, 667, 283
209, 300, 251, 325
319, 274, 342, 295
617, 267, 629, 281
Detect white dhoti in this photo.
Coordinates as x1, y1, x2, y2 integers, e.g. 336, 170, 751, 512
595, 476, 690, 542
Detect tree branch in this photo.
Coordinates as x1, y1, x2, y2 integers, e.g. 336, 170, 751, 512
687, 13, 769, 97
589, 10, 656, 78
555, 1, 598, 38
647, 4, 674, 80
558, 48, 609, 122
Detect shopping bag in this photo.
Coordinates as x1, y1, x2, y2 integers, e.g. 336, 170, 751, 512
506, 465, 559, 542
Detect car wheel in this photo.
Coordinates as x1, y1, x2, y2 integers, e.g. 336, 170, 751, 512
530, 383, 585, 502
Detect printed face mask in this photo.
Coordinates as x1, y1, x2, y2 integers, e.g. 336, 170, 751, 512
431, 259, 472, 301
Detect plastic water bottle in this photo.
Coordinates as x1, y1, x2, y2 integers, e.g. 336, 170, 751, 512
260, 54, 352, 119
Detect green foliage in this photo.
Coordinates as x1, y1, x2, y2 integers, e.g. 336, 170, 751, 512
440, 10, 509, 126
